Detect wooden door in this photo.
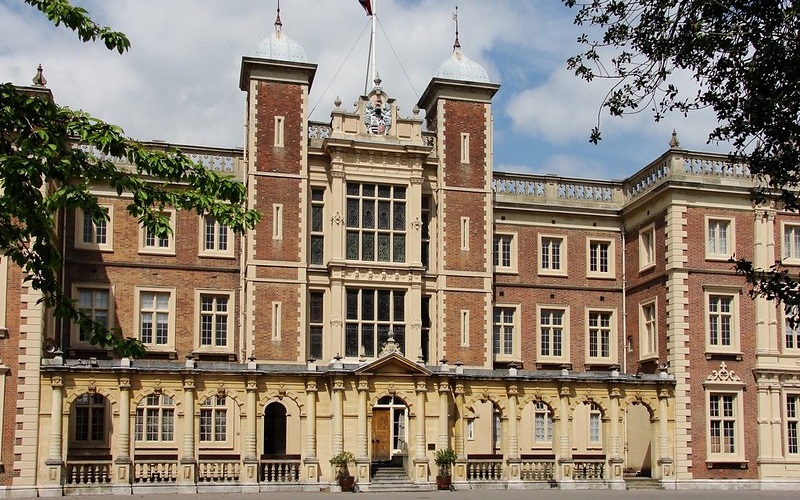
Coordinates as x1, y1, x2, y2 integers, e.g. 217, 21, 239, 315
371, 408, 391, 460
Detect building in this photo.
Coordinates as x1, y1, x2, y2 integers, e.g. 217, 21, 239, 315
1, 7, 800, 496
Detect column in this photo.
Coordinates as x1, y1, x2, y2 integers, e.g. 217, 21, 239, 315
304, 380, 319, 483
355, 380, 370, 484
45, 375, 64, 485
452, 383, 467, 483
557, 386, 573, 481
437, 381, 450, 450
608, 388, 623, 481
243, 378, 258, 487
506, 385, 521, 481
179, 378, 196, 490
657, 388, 674, 479
332, 378, 344, 456
413, 379, 428, 483
113, 376, 132, 488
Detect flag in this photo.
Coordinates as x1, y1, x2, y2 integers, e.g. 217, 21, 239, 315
359, 0, 373, 16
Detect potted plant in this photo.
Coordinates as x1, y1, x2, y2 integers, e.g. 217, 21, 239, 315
434, 448, 457, 490
330, 451, 356, 491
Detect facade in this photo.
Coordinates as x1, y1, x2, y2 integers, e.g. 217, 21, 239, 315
1, 12, 800, 496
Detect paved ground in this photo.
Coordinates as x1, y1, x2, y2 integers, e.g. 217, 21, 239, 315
72, 490, 800, 500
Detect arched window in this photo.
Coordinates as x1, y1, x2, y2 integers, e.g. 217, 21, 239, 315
588, 403, 602, 445
200, 395, 228, 442
74, 393, 106, 443
533, 401, 553, 444
135, 394, 175, 442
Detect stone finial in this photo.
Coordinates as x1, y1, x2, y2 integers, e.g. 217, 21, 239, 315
334, 95, 342, 108
32, 64, 47, 87
669, 129, 680, 149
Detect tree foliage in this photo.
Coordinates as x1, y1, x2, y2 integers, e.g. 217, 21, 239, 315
564, 0, 800, 311
1, 1, 260, 357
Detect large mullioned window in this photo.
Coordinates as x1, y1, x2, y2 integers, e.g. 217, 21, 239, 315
346, 183, 406, 262
345, 289, 405, 357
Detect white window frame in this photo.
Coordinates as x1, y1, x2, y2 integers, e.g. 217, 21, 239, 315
460, 309, 470, 347
782, 222, 800, 265
134, 287, 176, 352
493, 233, 517, 273
532, 401, 553, 447
461, 217, 470, 251
639, 299, 658, 361
587, 403, 603, 448
194, 290, 234, 354
135, 393, 176, 443
539, 235, 566, 276
199, 215, 234, 258
585, 308, 617, 365
71, 393, 108, 447
273, 204, 283, 240
345, 183, 407, 263
138, 210, 176, 255
703, 389, 745, 463
787, 394, 799, 456
705, 216, 735, 261
703, 286, 741, 356
466, 419, 474, 440
199, 394, 232, 448
784, 306, 800, 352
639, 223, 655, 271
272, 301, 282, 341
310, 188, 325, 266
536, 305, 570, 364
70, 283, 114, 348
274, 116, 285, 147
586, 238, 615, 278
75, 205, 114, 252
0, 256, 9, 332
460, 132, 470, 163
493, 304, 520, 362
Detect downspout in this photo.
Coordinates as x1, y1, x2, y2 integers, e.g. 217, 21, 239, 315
621, 226, 627, 374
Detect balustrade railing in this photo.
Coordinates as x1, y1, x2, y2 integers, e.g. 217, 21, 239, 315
259, 459, 301, 483
520, 458, 555, 481
572, 459, 605, 480
133, 459, 178, 483
466, 458, 504, 481
66, 460, 112, 485
197, 459, 241, 483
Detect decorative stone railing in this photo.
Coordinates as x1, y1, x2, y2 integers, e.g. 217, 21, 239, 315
422, 132, 437, 157
519, 459, 556, 481
66, 460, 112, 485
466, 458, 504, 481
197, 459, 241, 483
492, 174, 623, 208
572, 459, 605, 480
308, 122, 332, 141
259, 459, 301, 483
133, 459, 179, 483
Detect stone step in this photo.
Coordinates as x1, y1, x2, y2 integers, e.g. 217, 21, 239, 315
625, 478, 664, 490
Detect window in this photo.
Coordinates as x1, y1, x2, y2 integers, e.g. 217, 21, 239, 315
460, 310, 469, 347
74, 393, 105, 444
310, 189, 325, 265
461, 217, 470, 250
72, 285, 113, 346
493, 234, 516, 272
704, 287, 740, 354
533, 401, 553, 445
587, 239, 614, 277
587, 310, 615, 364
788, 395, 799, 455
200, 395, 228, 443
538, 307, 568, 362
139, 210, 175, 255
273, 204, 283, 240
201, 216, 234, 257
709, 394, 737, 455
639, 223, 655, 270
421, 196, 431, 270
274, 116, 285, 147
346, 183, 406, 262
706, 217, 734, 260
196, 292, 232, 351
272, 302, 282, 340
639, 300, 658, 360
0, 256, 6, 332
421, 296, 431, 363
460, 132, 470, 163
75, 206, 113, 251
309, 291, 324, 360
135, 394, 175, 442
785, 306, 800, 351
136, 288, 175, 351
588, 403, 602, 445
466, 419, 474, 440
493, 306, 518, 360
539, 236, 565, 275
345, 289, 405, 358
783, 224, 800, 264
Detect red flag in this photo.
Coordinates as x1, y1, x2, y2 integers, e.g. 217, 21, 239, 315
359, 0, 373, 16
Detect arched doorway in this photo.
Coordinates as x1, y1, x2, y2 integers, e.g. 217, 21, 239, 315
625, 403, 653, 477
264, 402, 287, 456
371, 395, 407, 462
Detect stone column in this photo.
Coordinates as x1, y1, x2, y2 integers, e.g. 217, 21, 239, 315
332, 377, 345, 456
179, 378, 196, 491
357, 380, 369, 460
452, 383, 467, 484
608, 388, 624, 481
45, 375, 64, 486
413, 379, 428, 483
243, 378, 259, 488
113, 376, 132, 490
506, 385, 521, 481
437, 381, 450, 450
657, 388, 674, 479
304, 380, 319, 483
557, 386, 573, 481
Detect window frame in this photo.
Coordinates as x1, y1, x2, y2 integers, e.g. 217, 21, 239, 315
586, 237, 615, 278
310, 188, 325, 266
134, 287, 176, 352
639, 299, 658, 361
787, 394, 799, 456
585, 308, 617, 366
782, 222, 800, 265
193, 289, 234, 354
199, 215, 234, 258
538, 234, 567, 276
138, 209, 176, 255
784, 306, 800, 352
493, 304, 521, 363
344, 288, 406, 359
493, 232, 517, 274
639, 223, 655, 271
704, 390, 745, 463
308, 290, 324, 360
703, 285, 742, 356
70, 283, 115, 348
536, 305, 570, 364
532, 401, 554, 448
75, 205, 114, 252
587, 403, 603, 449
134, 393, 176, 444
345, 183, 407, 263
199, 394, 233, 448
71, 393, 108, 448
705, 216, 736, 261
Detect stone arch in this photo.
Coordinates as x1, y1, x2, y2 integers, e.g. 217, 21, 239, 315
132, 388, 182, 410
465, 393, 506, 416
368, 390, 414, 415
623, 393, 658, 420
258, 390, 304, 417
569, 393, 609, 418
519, 394, 560, 420
65, 387, 118, 416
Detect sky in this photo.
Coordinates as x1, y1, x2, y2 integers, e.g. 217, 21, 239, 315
0, 0, 727, 181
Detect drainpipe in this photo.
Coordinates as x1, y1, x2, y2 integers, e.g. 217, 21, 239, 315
621, 227, 627, 374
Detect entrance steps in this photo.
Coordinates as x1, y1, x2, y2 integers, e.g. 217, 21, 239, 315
366, 461, 433, 492
625, 477, 664, 490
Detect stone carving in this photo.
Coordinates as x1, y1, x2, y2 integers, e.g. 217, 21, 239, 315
706, 361, 741, 382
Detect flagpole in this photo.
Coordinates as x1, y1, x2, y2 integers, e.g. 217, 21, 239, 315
370, 0, 377, 88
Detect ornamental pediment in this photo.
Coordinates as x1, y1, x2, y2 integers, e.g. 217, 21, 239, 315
355, 351, 431, 377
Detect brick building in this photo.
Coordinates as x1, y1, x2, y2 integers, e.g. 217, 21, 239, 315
1, 10, 800, 496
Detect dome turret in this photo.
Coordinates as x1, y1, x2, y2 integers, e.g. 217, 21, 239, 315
251, 4, 307, 63
434, 7, 489, 83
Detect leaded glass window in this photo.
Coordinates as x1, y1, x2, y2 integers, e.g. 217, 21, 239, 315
310, 189, 324, 265
345, 288, 405, 357
346, 183, 406, 262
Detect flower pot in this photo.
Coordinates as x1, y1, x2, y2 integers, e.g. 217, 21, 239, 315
339, 475, 355, 492
436, 475, 452, 490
